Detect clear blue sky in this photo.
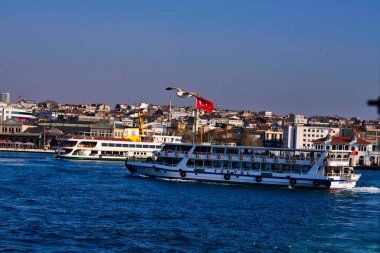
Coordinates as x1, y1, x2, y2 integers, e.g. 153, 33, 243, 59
0, 0, 379, 119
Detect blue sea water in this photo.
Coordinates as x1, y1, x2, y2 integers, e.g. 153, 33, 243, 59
0, 152, 379, 253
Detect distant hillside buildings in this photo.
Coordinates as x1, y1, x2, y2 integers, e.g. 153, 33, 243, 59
0, 91, 379, 166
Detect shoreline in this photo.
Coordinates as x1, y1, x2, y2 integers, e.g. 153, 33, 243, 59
0, 148, 55, 154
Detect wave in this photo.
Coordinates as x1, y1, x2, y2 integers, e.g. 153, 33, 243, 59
344, 187, 380, 194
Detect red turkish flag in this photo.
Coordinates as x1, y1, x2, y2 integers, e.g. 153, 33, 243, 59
196, 97, 214, 113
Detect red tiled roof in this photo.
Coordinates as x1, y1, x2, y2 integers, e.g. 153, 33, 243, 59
312, 136, 370, 145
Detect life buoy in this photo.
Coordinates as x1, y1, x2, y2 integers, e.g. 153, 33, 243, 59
196, 153, 200, 158
224, 174, 230, 180
251, 156, 256, 162
290, 179, 297, 185
207, 153, 211, 159
217, 154, 222, 159
180, 171, 186, 178
313, 180, 320, 187
255, 176, 262, 183
175, 152, 179, 157
240, 155, 244, 161
185, 152, 189, 157
228, 155, 233, 160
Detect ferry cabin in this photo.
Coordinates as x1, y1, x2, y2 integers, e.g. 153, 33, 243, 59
157, 143, 328, 175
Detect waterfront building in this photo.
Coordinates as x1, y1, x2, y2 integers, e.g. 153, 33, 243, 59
366, 129, 380, 145
283, 125, 340, 149
0, 93, 10, 104
288, 113, 308, 125
89, 122, 113, 138
257, 126, 283, 147
312, 135, 374, 166
259, 111, 273, 118
144, 122, 168, 134
19, 99, 38, 109
228, 116, 243, 127
0, 105, 36, 122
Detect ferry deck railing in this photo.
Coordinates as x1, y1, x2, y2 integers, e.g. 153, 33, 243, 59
160, 150, 318, 162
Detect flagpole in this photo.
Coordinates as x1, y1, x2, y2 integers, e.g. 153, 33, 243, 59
194, 108, 199, 143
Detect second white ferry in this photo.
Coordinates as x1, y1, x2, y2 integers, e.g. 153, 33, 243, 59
55, 135, 182, 161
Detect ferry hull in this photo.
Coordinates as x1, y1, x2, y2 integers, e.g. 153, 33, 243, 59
126, 162, 358, 190
55, 154, 125, 161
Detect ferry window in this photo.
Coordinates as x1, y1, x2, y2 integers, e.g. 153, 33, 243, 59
155, 145, 161, 149
232, 162, 240, 169
273, 164, 281, 171
284, 165, 292, 172
149, 145, 155, 149
302, 166, 310, 173
186, 159, 195, 167
242, 162, 251, 169
108, 143, 115, 147
241, 149, 253, 155
226, 148, 239, 154
178, 145, 192, 152
194, 146, 211, 153
123, 144, 128, 147
143, 145, 149, 149
293, 165, 302, 173
136, 144, 142, 148
263, 164, 271, 171
163, 144, 176, 151
129, 144, 136, 148
351, 147, 355, 151
326, 146, 330, 150
204, 160, 212, 167
222, 161, 230, 168
213, 147, 225, 154
116, 144, 122, 147
213, 160, 222, 168
102, 143, 107, 147
253, 163, 261, 170
195, 159, 203, 167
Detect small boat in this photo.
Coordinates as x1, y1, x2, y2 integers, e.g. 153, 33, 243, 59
125, 143, 361, 190
54, 135, 182, 161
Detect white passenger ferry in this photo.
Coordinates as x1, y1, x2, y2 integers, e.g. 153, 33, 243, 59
125, 143, 361, 190
55, 135, 182, 161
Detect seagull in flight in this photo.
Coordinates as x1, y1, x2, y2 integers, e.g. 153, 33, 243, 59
165, 87, 200, 99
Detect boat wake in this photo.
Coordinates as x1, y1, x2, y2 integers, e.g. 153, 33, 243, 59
343, 187, 380, 194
